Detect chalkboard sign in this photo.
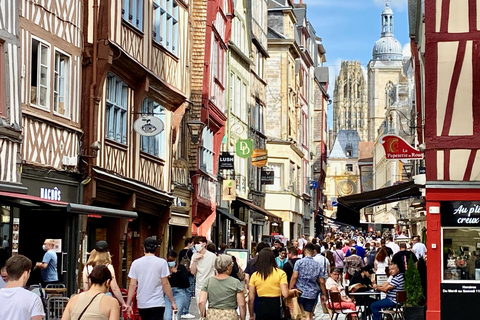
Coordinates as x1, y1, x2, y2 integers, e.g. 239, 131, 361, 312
441, 283, 480, 319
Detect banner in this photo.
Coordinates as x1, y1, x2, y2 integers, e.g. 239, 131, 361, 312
235, 139, 253, 158
222, 180, 236, 201
380, 135, 423, 160
219, 153, 234, 170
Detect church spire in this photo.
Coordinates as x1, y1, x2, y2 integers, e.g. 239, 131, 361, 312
381, 2, 394, 37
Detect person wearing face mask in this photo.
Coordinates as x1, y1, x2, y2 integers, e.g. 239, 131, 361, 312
164, 251, 190, 320
62, 265, 119, 320
190, 236, 216, 311
127, 237, 177, 320
34, 238, 58, 286
0, 255, 45, 320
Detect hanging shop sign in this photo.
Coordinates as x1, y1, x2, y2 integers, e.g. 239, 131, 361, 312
252, 149, 268, 167
380, 135, 423, 160
219, 153, 235, 170
261, 169, 275, 185
441, 201, 480, 226
222, 180, 236, 201
235, 139, 253, 158
133, 116, 164, 136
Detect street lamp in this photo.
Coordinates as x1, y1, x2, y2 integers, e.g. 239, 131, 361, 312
186, 120, 206, 143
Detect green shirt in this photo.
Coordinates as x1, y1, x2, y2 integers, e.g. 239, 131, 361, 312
201, 276, 244, 310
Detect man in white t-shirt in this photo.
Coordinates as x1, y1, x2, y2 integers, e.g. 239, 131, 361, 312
0, 255, 45, 320
127, 237, 176, 319
385, 236, 400, 255
190, 236, 216, 305
298, 235, 308, 251
412, 236, 427, 259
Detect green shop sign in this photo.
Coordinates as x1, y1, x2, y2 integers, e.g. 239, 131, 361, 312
235, 139, 253, 158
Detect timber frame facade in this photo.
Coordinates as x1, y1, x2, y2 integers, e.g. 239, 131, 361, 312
82, 0, 191, 284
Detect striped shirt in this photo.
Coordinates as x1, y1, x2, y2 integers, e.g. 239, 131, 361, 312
386, 273, 405, 303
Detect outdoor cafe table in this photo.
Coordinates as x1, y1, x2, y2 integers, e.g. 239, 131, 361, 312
349, 290, 381, 320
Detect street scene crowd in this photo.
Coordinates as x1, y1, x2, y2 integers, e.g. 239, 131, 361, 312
0, 229, 427, 320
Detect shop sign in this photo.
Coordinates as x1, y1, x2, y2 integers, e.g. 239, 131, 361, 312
12, 218, 19, 255
133, 115, 164, 136
219, 153, 234, 170
222, 180, 236, 201
441, 283, 480, 319
261, 169, 275, 185
380, 135, 423, 160
252, 149, 268, 167
40, 187, 62, 201
441, 201, 480, 226
235, 139, 253, 158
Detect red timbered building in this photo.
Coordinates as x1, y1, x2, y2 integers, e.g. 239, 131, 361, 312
82, 0, 191, 286
190, 0, 233, 237
410, 1, 480, 318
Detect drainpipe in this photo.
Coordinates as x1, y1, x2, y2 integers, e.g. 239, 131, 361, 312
88, 0, 99, 176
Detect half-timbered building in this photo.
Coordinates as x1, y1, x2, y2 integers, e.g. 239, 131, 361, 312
82, 0, 191, 286
409, 0, 480, 318
189, 0, 233, 237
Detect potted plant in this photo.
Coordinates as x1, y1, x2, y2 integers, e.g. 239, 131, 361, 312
404, 256, 425, 319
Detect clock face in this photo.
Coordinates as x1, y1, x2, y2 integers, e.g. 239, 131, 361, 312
337, 180, 356, 196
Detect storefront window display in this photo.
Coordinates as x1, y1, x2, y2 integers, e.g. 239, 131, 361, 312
1, 206, 11, 251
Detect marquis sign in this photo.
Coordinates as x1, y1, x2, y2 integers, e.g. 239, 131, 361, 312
133, 116, 164, 136
235, 139, 253, 158
441, 201, 480, 226
380, 135, 423, 160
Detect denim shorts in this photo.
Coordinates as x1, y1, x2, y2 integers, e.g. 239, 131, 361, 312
297, 297, 317, 313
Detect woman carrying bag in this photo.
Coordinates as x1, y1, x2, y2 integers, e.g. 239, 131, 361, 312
198, 254, 246, 320
62, 265, 120, 320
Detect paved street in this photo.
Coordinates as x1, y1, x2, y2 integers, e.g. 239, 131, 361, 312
184, 296, 338, 320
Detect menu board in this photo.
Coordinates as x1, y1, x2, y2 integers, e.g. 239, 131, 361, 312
12, 218, 19, 255
225, 249, 250, 270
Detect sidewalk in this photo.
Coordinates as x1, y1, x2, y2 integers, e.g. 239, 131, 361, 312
184, 296, 340, 320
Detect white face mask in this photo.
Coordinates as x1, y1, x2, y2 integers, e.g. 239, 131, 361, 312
42, 245, 48, 251
194, 244, 203, 252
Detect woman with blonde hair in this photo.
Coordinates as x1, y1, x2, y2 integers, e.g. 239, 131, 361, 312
82, 241, 128, 311
198, 254, 246, 320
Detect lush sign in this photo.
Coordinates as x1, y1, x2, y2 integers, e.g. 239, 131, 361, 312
219, 153, 234, 170
441, 201, 480, 226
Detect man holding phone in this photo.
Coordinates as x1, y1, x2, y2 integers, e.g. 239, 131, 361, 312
289, 243, 328, 320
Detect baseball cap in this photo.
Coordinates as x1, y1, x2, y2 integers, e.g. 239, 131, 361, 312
144, 237, 158, 251
95, 240, 109, 252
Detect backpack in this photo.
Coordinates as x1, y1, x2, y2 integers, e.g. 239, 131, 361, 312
180, 254, 191, 272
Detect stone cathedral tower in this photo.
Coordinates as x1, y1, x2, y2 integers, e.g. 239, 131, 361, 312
332, 61, 368, 142
367, 2, 403, 141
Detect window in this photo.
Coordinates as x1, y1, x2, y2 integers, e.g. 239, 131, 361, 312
0, 42, 4, 117
140, 98, 166, 158
105, 74, 128, 144
53, 51, 70, 117
212, 38, 224, 84
200, 127, 214, 174
443, 228, 480, 281
153, 0, 178, 54
123, 0, 143, 30
31, 38, 50, 109
251, 102, 264, 133
266, 163, 283, 191
346, 164, 353, 172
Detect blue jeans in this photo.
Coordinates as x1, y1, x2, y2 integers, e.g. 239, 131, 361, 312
370, 298, 396, 320
182, 275, 195, 315
164, 287, 188, 320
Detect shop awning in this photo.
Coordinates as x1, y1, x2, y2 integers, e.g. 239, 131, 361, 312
216, 208, 246, 226
336, 181, 421, 227
235, 197, 282, 220
0, 191, 138, 219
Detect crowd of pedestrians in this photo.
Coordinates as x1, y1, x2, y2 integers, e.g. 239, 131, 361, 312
0, 229, 427, 320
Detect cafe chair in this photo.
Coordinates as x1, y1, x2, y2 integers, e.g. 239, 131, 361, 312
46, 296, 69, 320
379, 290, 406, 320
45, 283, 67, 297
327, 290, 360, 320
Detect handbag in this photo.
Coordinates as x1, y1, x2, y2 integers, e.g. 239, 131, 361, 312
77, 292, 102, 320
280, 296, 291, 320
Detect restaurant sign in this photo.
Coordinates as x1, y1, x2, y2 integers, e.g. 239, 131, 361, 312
380, 135, 423, 160
441, 201, 480, 226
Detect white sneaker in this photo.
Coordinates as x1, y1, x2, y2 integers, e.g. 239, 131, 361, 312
181, 314, 195, 319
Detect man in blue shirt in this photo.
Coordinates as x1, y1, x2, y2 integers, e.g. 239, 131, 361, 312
345, 239, 366, 259
289, 243, 327, 320
35, 239, 58, 286
370, 263, 405, 320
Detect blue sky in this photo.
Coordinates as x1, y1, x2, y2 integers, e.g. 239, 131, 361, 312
305, 0, 410, 128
